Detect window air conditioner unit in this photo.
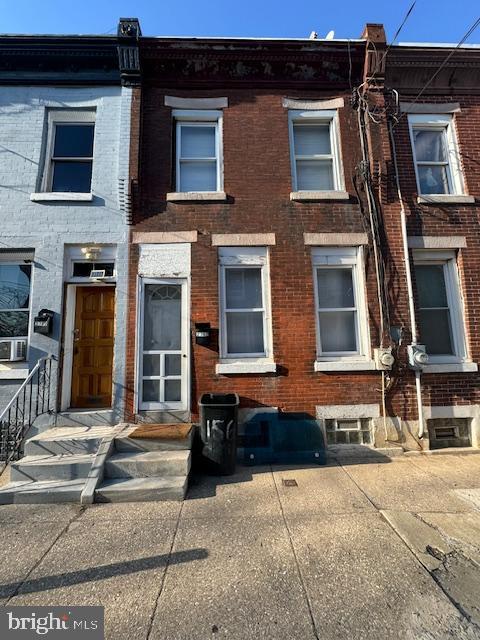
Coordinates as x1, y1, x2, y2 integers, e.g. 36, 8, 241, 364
89, 269, 106, 280
0, 339, 27, 362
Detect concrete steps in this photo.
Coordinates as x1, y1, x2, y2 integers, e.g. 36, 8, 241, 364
105, 450, 191, 479
0, 479, 84, 504
95, 424, 193, 502
0, 424, 193, 504
11, 453, 95, 482
0, 426, 110, 504
25, 426, 112, 456
96, 476, 188, 502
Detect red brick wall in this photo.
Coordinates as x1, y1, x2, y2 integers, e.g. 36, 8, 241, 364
125, 84, 480, 423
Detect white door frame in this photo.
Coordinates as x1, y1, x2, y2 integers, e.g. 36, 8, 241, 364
60, 283, 116, 411
135, 277, 190, 413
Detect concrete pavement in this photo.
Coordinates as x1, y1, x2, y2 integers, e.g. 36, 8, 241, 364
0, 455, 479, 639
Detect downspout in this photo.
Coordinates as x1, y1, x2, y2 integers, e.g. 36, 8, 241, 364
388, 119, 425, 439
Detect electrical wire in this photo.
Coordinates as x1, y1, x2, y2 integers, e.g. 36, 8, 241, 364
369, 1, 417, 82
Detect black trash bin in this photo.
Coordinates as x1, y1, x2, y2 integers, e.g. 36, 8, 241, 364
199, 393, 240, 475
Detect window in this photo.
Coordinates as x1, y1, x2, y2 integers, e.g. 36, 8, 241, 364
312, 247, 368, 360
289, 110, 343, 192
413, 251, 467, 362
408, 114, 464, 196
0, 264, 32, 340
174, 110, 222, 193
72, 262, 115, 278
44, 111, 95, 193
325, 418, 372, 445
219, 247, 271, 359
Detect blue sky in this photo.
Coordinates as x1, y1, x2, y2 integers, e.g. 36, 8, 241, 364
2, 0, 479, 43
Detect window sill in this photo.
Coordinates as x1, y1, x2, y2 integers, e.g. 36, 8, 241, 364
290, 191, 350, 202
216, 361, 277, 374
0, 364, 29, 380
314, 360, 376, 372
417, 194, 475, 205
422, 362, 478, 374
30, 192, 93, 202
166, 191, 227, 202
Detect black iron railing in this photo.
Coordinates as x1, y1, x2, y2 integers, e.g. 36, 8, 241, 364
0, 355, 57, 468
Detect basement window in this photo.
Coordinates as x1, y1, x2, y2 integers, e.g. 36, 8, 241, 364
325, 418, 372, 445
427, 418, 471, 450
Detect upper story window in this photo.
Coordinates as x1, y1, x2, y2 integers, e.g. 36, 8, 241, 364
43, 110, 95, 194
312, 247, 368, 361
219, 247, 271, 359
413, 250, 467, 363
174, 110, 223, 193
408, 114, 464, 196
289, 110, 344, 192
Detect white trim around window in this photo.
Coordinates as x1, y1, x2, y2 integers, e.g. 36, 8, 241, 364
217, 247, 274, 373
39, 109, 96, 197
408, 114, 465, 198
312, 247, 371, 368
173, 109, 223, 194
288, 109, 345, 195
413, 250, 469, 364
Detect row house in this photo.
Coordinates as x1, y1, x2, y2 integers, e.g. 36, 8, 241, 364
0, 24, 139, 428
1, 19, 479, 477
125, 23, 480, 454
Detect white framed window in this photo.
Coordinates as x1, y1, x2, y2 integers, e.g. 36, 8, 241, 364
42, 110, 96, 194
413, 250, 467, 363
0, 261, 32, 359
408, 114, 464, 196
219, 247, 272, 359
288, 110, 344, 192
174, 109, 223, 193
312, 247, 369, 361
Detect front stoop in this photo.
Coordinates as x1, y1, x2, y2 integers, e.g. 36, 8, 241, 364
0, 424, 193, 504
94, 424, 193, 503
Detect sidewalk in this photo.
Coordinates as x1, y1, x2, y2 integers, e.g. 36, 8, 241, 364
1, 455, 479, 639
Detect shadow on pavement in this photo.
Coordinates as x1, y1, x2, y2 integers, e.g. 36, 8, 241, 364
0, 548, 208, 598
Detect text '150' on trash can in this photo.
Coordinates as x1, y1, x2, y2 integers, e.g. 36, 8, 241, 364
199, 393, 240, 475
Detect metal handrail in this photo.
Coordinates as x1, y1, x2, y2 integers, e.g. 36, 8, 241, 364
0, 355, 57, 468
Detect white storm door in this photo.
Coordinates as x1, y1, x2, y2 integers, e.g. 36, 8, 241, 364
139, 278, 188, 410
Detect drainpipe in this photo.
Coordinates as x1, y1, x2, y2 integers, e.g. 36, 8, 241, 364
388, 119, 425, 439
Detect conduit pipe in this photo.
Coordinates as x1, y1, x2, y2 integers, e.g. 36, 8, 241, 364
388, 119, 425, 439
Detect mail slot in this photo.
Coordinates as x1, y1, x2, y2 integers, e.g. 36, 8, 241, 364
33, 309, 54, 336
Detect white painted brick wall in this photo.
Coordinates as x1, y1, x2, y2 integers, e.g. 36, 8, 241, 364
0, 86, 132, 416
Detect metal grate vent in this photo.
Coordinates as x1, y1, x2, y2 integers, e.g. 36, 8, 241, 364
282, 479, 298, 487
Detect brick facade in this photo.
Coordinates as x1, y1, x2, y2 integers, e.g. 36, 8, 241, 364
125, 31, 480, 450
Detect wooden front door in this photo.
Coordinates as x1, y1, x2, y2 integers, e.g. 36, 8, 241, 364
71, 287, 115, 408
